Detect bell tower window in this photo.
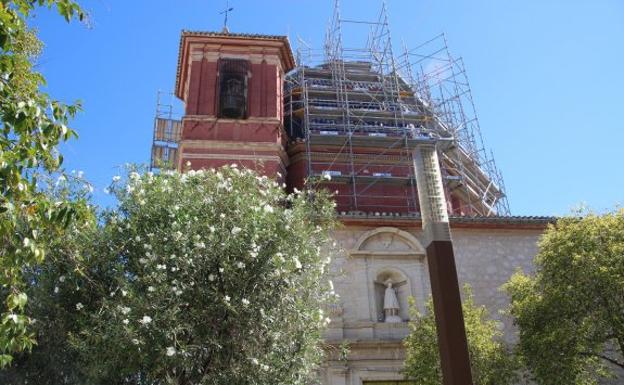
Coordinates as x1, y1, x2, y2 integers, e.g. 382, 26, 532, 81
218, 59, 249, 119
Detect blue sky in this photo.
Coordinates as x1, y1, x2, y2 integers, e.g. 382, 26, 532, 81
30, 0, 623, 216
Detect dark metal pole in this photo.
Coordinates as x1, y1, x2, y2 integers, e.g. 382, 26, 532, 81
412, 142, 473, 385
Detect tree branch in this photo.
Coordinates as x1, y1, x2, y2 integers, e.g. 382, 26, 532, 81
580, 351, 624, 369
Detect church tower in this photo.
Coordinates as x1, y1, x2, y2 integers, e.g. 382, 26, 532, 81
174, 31, 295, 177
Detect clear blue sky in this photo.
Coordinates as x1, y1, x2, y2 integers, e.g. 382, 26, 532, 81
31, 0, 623, 216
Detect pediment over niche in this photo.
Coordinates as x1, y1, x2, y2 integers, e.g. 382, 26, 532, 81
351, 227, 425, 257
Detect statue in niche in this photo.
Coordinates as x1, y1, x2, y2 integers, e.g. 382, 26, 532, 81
383, 280, 403, 323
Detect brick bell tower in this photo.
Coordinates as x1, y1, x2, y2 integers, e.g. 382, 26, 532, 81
175, 30, 295, 177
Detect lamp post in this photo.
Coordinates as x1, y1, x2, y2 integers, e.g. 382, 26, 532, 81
412, 142, 474, 385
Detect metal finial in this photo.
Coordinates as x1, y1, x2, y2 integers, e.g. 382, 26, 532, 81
220, 0, 234, 33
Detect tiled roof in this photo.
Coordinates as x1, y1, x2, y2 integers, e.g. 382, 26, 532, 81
449, 215, 556, 225
337, 211, 556, 228
175, 30, 295, 97
181, 30, 290, 41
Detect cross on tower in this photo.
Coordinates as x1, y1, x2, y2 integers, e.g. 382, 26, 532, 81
220, 0, 234, 32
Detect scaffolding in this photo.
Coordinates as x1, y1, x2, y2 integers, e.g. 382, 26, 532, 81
150, 91, 182, 171
284, 0, 510, 216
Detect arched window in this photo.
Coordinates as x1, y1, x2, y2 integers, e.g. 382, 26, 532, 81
218, 59, 249, 119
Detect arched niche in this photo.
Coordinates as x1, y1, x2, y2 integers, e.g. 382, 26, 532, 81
348, 227, 426, 323
374, 267, 411, 322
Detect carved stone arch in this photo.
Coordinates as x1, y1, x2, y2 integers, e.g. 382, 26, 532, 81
352, 227, 425, 257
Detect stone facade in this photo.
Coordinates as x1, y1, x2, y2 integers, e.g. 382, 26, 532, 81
320, 221, 544, 385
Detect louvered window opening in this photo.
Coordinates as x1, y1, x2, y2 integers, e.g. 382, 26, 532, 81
218, 59, 249, 119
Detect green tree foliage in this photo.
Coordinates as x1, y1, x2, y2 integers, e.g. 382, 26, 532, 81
505, 209, 624, 385
403, 287, 519, 385
0, 173, 97, 384
2, 166, 338, 385
0, 0, 85, 365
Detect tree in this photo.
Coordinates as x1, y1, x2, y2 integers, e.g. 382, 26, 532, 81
0, 173, 97, 385
505, 209, 624, 385
2, 166, 337, 385
403, 286, 519, 385
0, 0, 85, 365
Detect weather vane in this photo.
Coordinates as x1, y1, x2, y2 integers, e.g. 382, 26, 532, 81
220, 0, 234, 33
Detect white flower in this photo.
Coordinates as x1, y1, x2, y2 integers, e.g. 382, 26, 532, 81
112, 175, 121, 182
208, 274, 215, 282
224, 295, 230, 302
121, 290, 127, 297
148, 286, 155, 292
185, 161, 191, 167
236, 261, 245, 269
139, 258, 148, 264
53, 286, 59, 294
129, 172, 140, 180
135, 236, 141, 242
231, 227, 241, 235
166, 346, 176, 356
8, 313, 18, 323
219, 213, 226, 219
75, 302, 84, 310
156, 264, 166, 270
59, 275, 66, 283
194, 241, 206, 249
171, 266, 178, 272
261, 364, 270, 371
122, 319, 129, 325
242, 298, 250, 306
263, 204, 274, 213
219, 267, 224, 273
132, 338, 140, 345
120, 306, 131, 315
293, 257, 302, 269
209, 226, 216, 233
139, 315, 152, 325
251, 358, 259, 365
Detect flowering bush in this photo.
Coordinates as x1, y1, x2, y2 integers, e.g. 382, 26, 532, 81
63, 166, 337, 385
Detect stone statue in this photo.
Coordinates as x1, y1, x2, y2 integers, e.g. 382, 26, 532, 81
383, 280, 402, 323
